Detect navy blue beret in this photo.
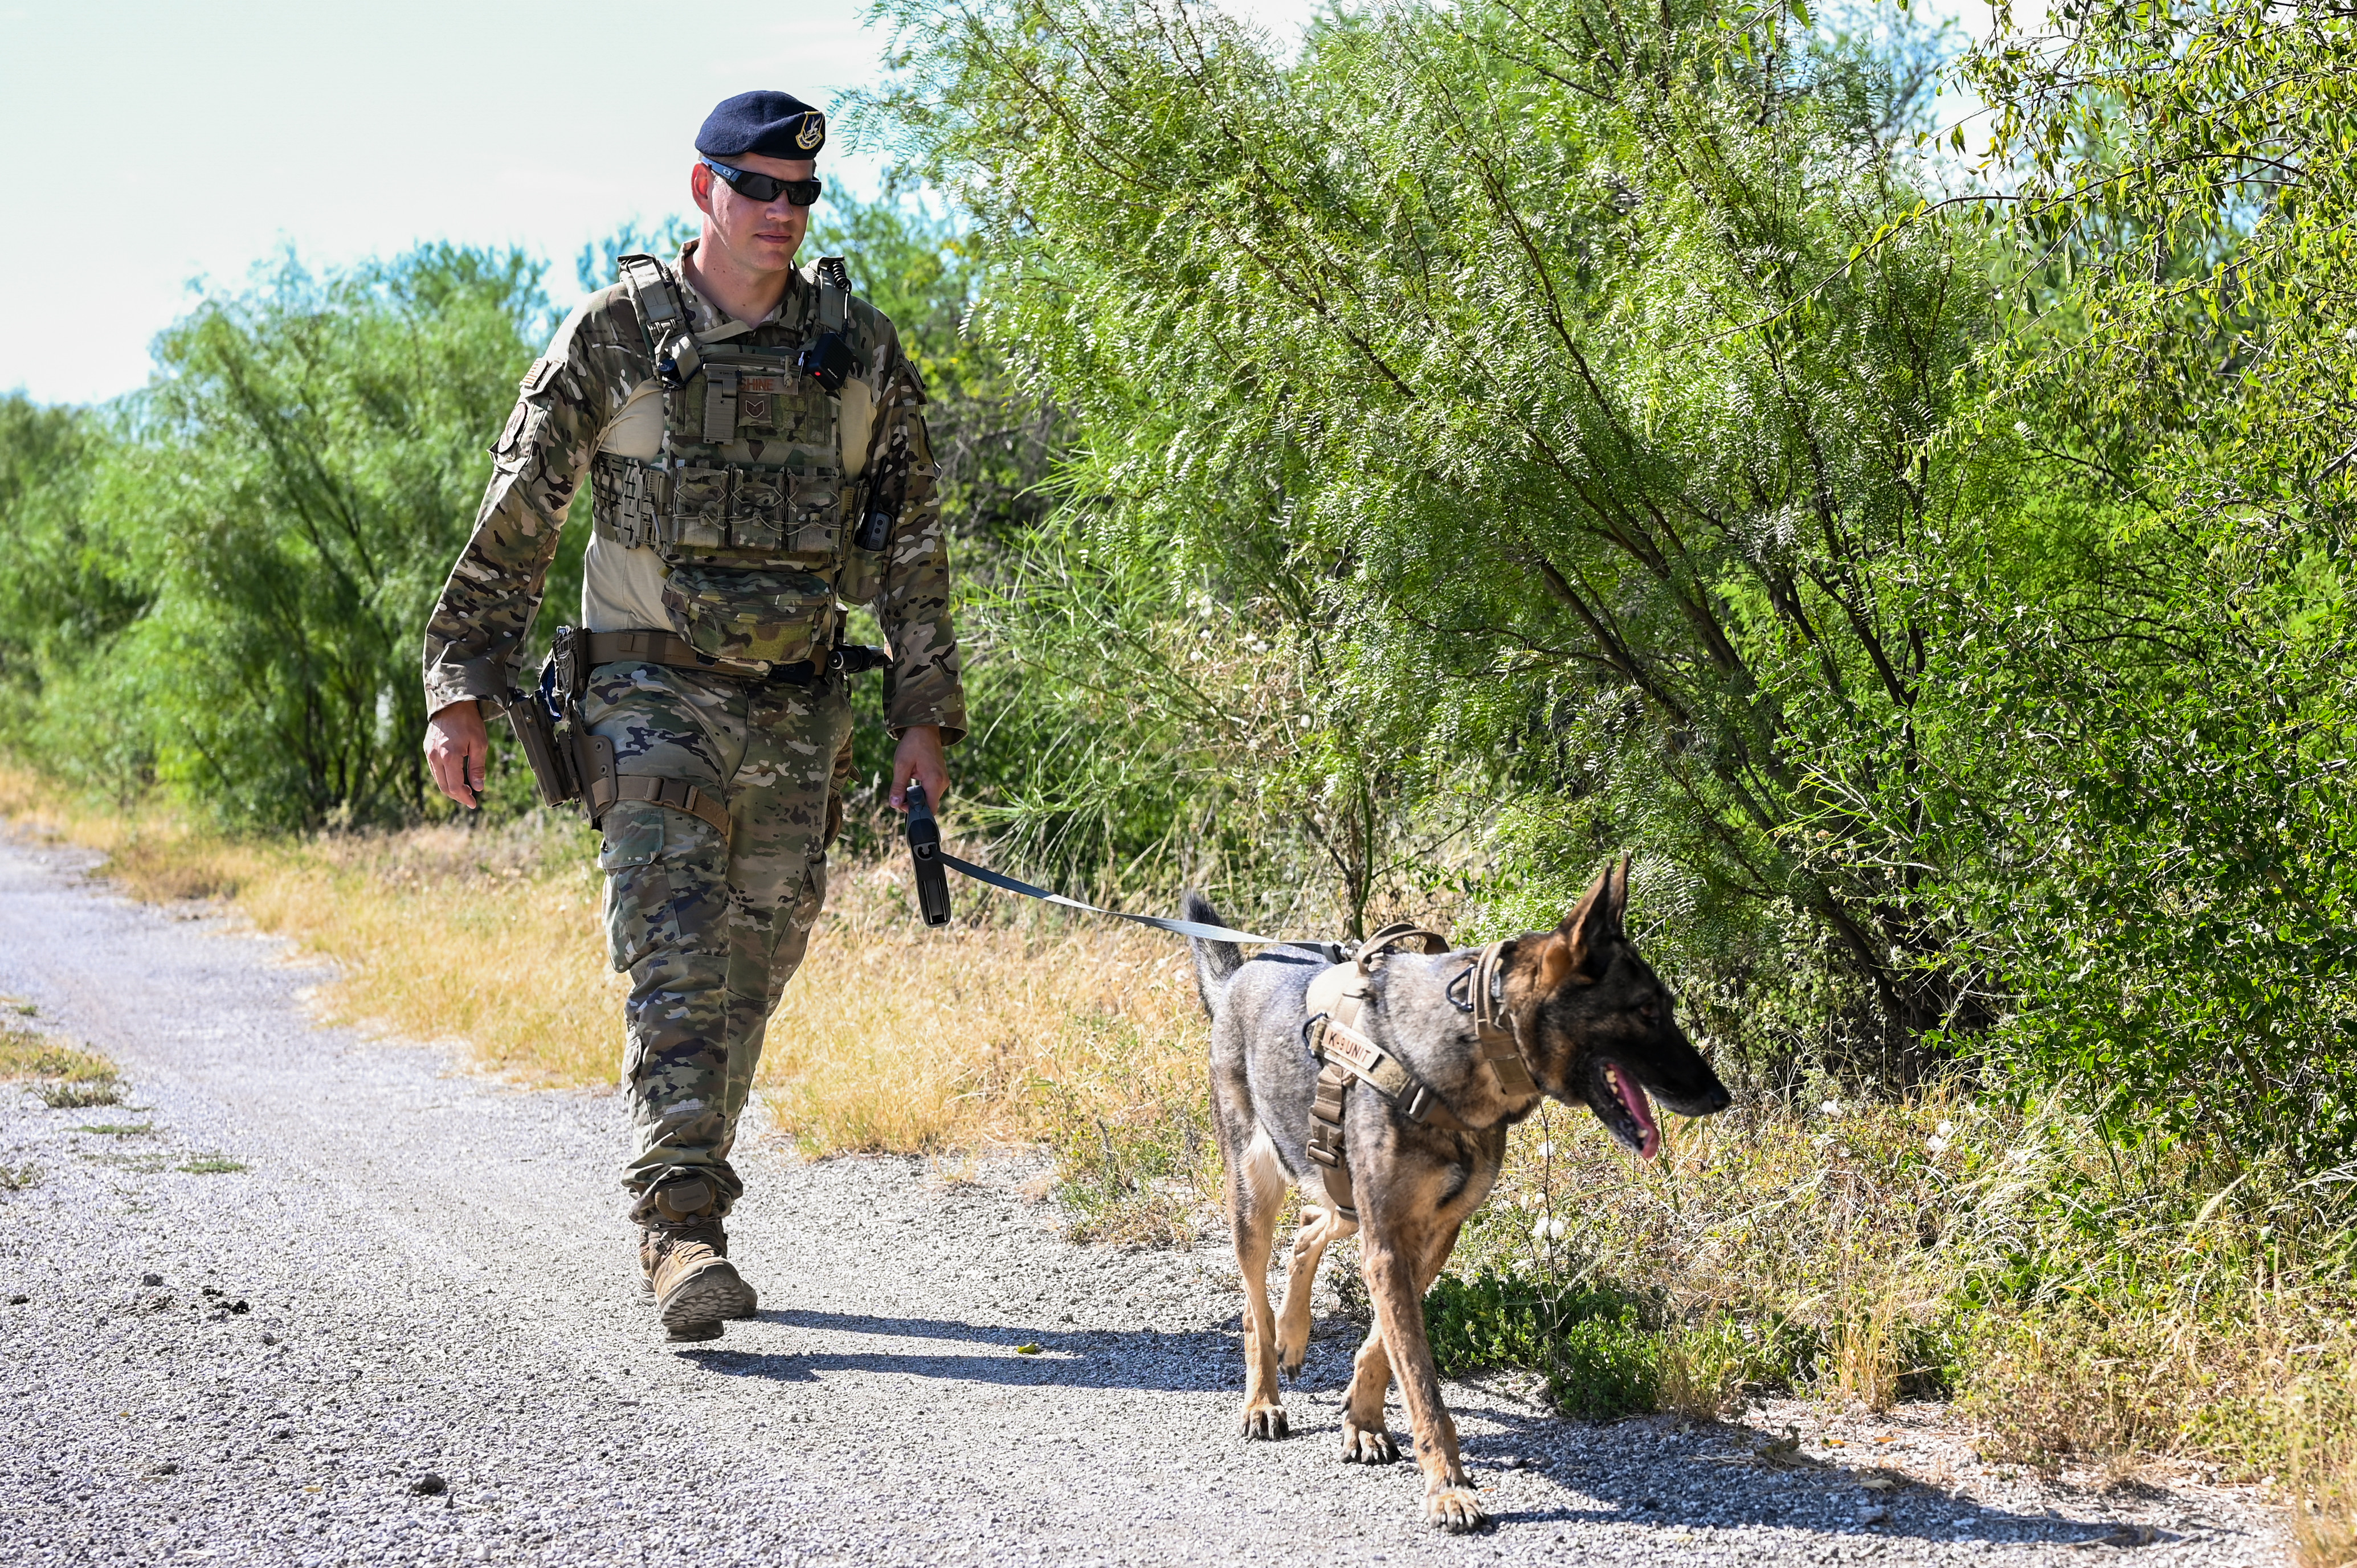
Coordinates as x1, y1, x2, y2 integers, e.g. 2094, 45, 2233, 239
697, 91, 827, 161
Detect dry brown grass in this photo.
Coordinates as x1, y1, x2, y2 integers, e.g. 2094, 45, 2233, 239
1826, 1292, 1907, 1414
0, 1012, 121, 1107
2296, 1449, 2357, 1568
755, 854, 1206, 1158
0, 766, 1214, 1237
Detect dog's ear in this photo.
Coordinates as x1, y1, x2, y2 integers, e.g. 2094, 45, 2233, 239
1537, 861, 1617, 990
1605, 854, 1631, 936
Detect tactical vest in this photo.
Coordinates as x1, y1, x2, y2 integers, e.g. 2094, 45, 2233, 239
589, 253, 883, 672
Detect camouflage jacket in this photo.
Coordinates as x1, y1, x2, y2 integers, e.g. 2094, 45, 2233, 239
420, 243, 966, 743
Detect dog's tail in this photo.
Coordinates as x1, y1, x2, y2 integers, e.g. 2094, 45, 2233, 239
1183, 890, 1245, 1018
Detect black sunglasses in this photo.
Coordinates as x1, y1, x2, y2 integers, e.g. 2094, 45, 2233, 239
702, 158, 823, 207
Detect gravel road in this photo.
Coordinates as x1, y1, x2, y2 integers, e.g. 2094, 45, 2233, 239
0, 834, 2288, 1567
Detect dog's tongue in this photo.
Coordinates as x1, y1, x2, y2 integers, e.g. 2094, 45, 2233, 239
1613, 1066, 1661, 1160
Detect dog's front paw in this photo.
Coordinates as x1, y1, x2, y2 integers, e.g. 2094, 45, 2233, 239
1423, 1486, 1488, 1533
1339, 1418, 1398, 1464
1239, 1401, 1289, 1440
1276, 1333, 1308, 1383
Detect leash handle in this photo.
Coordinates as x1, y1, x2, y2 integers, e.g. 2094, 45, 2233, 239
904, 781, 952, 927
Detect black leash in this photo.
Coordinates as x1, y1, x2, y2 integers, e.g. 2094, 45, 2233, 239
904, 782, 1339, 955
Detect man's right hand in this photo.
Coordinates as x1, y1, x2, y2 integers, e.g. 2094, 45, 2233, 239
425, 700, 491, 809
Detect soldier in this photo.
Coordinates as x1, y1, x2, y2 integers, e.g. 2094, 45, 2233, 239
419, 91, 965, 1342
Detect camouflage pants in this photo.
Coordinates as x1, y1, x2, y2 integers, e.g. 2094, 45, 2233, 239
582, 657, 855, 1221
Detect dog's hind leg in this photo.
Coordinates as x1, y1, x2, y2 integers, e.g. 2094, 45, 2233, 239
1275, 1202, 1354, 1382
1229, 1127, 1290, 1440
1339, 1321, 1400, 1464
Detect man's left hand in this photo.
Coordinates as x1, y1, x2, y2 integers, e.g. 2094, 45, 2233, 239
890, 724, 949, 812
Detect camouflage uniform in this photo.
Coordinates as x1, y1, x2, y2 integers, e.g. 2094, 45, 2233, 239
422, 243, 964, 1219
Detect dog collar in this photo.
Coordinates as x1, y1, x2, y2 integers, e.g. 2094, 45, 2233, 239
1461, 941, 1540, 1096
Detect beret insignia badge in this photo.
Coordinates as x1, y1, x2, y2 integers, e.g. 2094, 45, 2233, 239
796, 114, 826, 150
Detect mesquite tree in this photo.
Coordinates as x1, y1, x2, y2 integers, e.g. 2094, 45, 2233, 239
867, 0, 2000, 1079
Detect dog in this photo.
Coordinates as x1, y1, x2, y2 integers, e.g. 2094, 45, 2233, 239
1185, 857, 1731, 1532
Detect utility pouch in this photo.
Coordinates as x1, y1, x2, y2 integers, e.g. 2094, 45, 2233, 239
660, 564, 834, 669
504, 673, 578, 811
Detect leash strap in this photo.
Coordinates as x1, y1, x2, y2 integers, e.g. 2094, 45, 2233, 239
934, 850, 1337, 953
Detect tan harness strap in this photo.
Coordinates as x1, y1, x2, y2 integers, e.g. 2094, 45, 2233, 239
608, 775, 732, 840
1306, 1059, 1358, 1222
1301, 923, 1465, 1224
1310, 1011, 1473, 1130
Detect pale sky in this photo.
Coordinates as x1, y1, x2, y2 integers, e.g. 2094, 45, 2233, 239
0, 0, 1990, 407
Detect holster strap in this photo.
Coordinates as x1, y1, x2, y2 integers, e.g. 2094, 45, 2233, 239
609, 775, 732, 840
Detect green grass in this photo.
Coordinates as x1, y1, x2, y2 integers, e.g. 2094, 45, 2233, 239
177, 1156, 247, 1175
36, 1080, 122, 1108
2, 1026, 123, 1107
77, 1123, 153, 1136
0, 1164, 39, 1192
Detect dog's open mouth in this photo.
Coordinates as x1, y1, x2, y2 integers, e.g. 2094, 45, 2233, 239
1596, 1062, 1661, 1160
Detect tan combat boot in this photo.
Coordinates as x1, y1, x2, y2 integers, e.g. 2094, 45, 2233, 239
638, 1180, 758, 1341
639, 1222, 760, 1313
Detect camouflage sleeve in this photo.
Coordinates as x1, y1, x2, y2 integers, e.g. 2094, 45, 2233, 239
867, 338, 969, 746
420, 302, 622, 716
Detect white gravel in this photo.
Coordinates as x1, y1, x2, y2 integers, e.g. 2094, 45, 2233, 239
0, 834, 2289, 1566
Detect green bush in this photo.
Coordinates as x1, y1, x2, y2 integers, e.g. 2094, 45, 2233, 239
1425, 1268, 1661, 1419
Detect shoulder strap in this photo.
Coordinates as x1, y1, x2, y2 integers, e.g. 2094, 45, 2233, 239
616, 253, 702, 389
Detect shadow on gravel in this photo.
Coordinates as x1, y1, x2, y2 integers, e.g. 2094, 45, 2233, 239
676, 1313, 2167, 1553
1455, 1420, 2167, 1551
681, 1309, 1239, 1390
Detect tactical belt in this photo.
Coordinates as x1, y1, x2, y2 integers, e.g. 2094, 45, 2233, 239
583, 628, 887, 685
1304, 927, 1538, 1226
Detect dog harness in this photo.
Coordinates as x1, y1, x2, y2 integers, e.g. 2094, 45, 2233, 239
1302, 926, 1539, 1223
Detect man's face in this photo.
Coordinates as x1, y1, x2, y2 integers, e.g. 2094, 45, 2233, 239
691, 151, 815, 275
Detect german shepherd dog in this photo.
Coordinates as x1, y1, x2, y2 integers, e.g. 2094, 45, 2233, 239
1185, 859, 1731, 1532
